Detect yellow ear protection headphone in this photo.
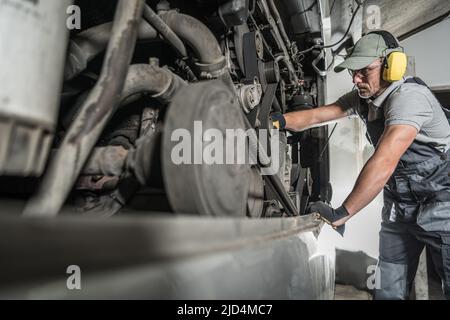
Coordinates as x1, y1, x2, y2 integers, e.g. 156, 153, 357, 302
368, 30, 407, 82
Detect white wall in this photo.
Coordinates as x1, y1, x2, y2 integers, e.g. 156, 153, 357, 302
401, 17, 450, 87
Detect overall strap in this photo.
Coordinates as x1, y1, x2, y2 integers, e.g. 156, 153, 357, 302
404, 77, 450, 125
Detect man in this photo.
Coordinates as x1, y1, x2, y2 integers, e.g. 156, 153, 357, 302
273, 31, 450, 299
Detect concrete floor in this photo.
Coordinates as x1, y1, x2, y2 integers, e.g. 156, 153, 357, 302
334, 285, 372, 300
335, 279, 446, 300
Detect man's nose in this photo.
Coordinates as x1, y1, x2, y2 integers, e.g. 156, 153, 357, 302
352, 74, 363, 85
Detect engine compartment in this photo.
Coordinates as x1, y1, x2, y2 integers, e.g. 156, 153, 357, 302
0, 0, 332, 218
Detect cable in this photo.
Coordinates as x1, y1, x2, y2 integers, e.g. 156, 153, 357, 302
326, 52, 336, 71
297, 44, 321, 55
330, 0, 337, 13
298, 0, 317, 15
298, 0, 361, 54
322, 1, 361, 49
319, 123, 338, 160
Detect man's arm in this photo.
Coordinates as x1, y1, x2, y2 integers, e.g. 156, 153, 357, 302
334, 124, 418, 226
284, 104, 348, 132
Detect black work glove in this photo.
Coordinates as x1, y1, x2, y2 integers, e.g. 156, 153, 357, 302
308, 201, 350, 237
270, 112, 286, 130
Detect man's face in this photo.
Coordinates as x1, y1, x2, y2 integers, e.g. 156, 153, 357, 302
349, 58, 387, 98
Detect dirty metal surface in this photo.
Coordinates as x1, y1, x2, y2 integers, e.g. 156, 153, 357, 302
0, 213, 333, 299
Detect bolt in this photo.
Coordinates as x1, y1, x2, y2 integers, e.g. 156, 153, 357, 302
157, 0, 170, 12
149, 57, 159, 67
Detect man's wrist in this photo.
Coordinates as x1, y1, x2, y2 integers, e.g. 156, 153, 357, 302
271, 112, 286, 130
335, 205, 350, 219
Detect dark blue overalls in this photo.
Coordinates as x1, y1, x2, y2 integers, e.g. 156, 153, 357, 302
357, 78, 450, 299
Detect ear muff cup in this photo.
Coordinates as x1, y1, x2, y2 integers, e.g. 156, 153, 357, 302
368, 30, 407, 82
383, 51, 407, 82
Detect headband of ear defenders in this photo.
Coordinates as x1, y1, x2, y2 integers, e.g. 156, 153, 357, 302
368, 30, 401, 50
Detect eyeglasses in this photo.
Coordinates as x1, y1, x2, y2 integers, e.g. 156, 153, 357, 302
348, 63, 383, 79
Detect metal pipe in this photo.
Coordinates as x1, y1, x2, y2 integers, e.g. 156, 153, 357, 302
159, 10, 227, 78
75, 176, 120, 192
41, 63, 185, 216
66, 8, 227, 80
159, 10, 223, 64
119, 64, 187, 106
267, 0, 291, 50
85, 64, 186, 216
259, 0, 299, 86
65, 21, 157, 81
81, 146, 129, 176
142, 5, 187, 58
66, 63, 186, 128
24, 0, 145, 218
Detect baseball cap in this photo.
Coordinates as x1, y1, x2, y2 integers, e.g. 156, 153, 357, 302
334, 33, 388, 73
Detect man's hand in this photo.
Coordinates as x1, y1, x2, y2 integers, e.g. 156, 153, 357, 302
270, 112, 286, 130
308, 202, 350, 236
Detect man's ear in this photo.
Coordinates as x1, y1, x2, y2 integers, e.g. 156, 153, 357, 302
379, 61, 390, 87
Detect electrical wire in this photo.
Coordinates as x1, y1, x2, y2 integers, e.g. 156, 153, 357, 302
297, 44, 321, 55
298, 0, 318, 15
318, 123, 338, 160
322, 1, 362, 49
297, 0, 362, 54
330, 0, 337, 13
326, 52, 336, 71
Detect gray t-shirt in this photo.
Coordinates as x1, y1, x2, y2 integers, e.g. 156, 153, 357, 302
336, 78, 450, 154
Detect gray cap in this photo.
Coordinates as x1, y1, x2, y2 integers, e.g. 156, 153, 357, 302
334, 33, 388, 73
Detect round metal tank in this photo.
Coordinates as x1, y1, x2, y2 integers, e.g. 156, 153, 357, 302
0, 0, 72, 176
